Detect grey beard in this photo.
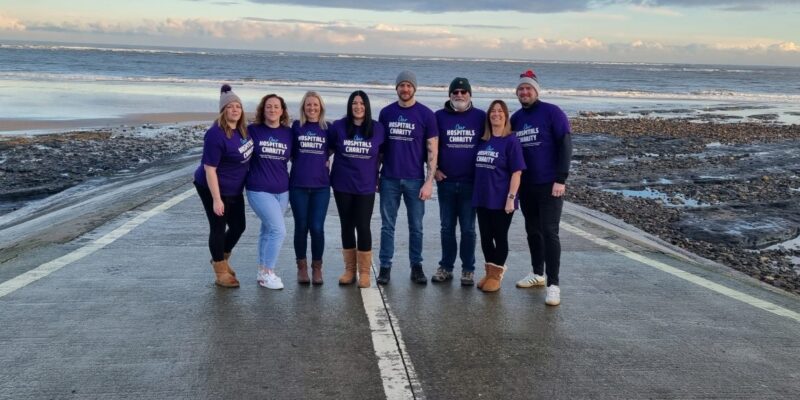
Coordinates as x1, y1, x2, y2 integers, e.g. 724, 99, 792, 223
451, 99, 470, 112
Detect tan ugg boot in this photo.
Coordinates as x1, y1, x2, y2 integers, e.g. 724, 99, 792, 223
311, 260, 323, 285
357, 250, 373, 288
212, 260, 239, 288
481, 263, 506, 293
224, 252, 236, 277
296, 259, 310, 284
338, 248, 357, 285
476, 263, 490, 290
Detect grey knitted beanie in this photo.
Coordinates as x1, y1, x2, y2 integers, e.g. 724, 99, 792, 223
395, 70, 417, 90
219, 84, 242, 112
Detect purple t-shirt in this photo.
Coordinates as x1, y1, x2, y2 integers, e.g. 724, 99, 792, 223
245, 123, 293, 194
510, 101, 571, 185
435, 104, 486, 183
193, 123, 254, 196
289, 120, 330, 189
378, 101, 438, 180
329, 118, 385, 195
472, 134, 526, 210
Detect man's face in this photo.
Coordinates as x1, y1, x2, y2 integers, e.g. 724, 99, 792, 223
397, 82, 415, 102
449, 89, 471, 112
516, 83, 538, 105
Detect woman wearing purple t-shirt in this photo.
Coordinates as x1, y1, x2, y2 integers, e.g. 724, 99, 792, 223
289, 91, 331, 285
330, 90, 385, 288
473, 100, 526, 293
194, 84, 254, 288
246, 94, 293, 290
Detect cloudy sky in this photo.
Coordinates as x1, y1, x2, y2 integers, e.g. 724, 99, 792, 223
1, 0, 798, 65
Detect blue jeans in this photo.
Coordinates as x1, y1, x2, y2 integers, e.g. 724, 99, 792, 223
379, 178, 425, 268
246, 190, 289, 269
437, 181, 476, 272
289, 187, 330, 261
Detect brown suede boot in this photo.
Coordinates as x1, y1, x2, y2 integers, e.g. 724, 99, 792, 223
476, 263, 490, 290
481, 263, 506, 292
296, 259, 310, 284
338, 248, 357, 285
210, 252, 237, 277
224, 252, 236, 277
212, 260, 239, 288
311, 260, 323, 285
357, 250, 373, 288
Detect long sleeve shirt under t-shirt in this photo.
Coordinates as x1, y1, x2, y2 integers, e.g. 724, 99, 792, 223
510, 100, 572, 185
435, 102, 486, 183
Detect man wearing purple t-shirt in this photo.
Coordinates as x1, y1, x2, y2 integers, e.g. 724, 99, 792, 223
377, 70, 439, 285
431, 77, 485, 286
511, 69, 573, 306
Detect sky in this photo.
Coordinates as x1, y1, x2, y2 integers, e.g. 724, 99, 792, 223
1, 0, 799, 66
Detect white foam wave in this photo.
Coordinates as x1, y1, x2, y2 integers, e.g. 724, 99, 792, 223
2, 71, 797, 103
0, 43, 211, 56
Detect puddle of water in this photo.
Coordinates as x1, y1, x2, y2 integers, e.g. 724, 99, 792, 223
766, 235, 800, 251
604, 187, 704, 207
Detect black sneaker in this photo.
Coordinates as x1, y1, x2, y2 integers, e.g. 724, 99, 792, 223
410, 265, 427, 285
377, 267, 391, 285
460, 271, 475, 286
431, 267, 453, 283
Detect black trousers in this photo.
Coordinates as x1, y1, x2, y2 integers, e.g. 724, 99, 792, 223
519, 182, 563, 286
195, 182, 246, 262
333, 190, 375, 251
476, 207, 514, 266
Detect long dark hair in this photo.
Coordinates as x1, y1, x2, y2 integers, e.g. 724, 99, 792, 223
346, 90, 373, 139
255, 94, 291, 127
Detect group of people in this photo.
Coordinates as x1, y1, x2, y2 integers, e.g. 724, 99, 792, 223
193, 68, 572, 306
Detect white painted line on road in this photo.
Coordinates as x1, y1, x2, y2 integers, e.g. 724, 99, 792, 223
562, 222, 800, 324
0, 188, 196, 299
361, 283, 424, 400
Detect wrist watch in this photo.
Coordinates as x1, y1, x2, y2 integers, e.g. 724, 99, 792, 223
507, 193, 516, 200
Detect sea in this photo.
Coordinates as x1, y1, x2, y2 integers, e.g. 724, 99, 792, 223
1, 40, 800, 133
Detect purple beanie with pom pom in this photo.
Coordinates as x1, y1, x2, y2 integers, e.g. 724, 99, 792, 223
219, 84, 242, 112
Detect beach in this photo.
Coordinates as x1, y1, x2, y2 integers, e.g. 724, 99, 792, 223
2, 115, 799, 294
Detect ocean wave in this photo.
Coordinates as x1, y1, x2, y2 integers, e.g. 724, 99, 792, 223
2, 71, 798, 103
0, 43, 212, 56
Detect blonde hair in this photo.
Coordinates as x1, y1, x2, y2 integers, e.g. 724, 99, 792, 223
299, 91, 328, 130
482, 100, 511, 141
216, 103, 248, 139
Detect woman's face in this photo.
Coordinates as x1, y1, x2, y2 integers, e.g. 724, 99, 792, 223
489, 103, 506, 128
351, 96, 365, 120
224, 102, 242, 123
264, 97, 283, 124
304, 96, 321, 122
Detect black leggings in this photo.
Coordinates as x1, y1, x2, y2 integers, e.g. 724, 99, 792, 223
195, 182, 246, 262
333, 190, 375, 251
519, 183, 563, 286
476, 207, 514, 266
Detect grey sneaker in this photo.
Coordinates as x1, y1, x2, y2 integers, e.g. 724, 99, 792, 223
431, 267, 453, 283
460, 271, 475, 286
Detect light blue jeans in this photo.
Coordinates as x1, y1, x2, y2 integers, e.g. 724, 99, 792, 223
246, 190, 289, 269
379, 178, 425, 268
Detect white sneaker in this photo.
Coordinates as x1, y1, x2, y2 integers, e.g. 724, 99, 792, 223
545, 285, 561, 306
516, 272, 546, 288
257, 270, 284, 290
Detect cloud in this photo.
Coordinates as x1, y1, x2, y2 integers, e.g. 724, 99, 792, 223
233, 0, 794, 13
0, 13, 26, 31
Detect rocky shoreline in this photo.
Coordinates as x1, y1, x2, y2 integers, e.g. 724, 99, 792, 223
0, 125, 205, 206
2, 118, 799, 295
569, 118, 800, 294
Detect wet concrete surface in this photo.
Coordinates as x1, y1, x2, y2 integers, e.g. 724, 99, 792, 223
2, 177, 800, 399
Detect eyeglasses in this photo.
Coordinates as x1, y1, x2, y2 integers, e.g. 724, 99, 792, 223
451, 90, 469, 95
